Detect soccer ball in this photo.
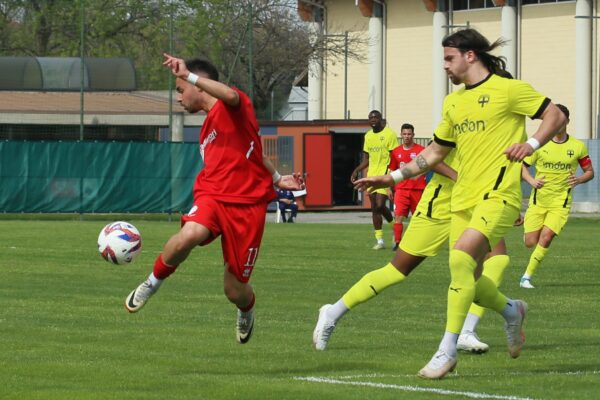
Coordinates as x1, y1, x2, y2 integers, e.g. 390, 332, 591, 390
97, 221, 142, 265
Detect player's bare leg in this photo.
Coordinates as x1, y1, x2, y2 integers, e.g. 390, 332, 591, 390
370, 192, 393, 249
224, 268, 256, 344
125, 222, 210, 313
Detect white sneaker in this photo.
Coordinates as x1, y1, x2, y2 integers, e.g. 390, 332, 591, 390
236, 308, 255, 344
457, 332, 489, 354
125, 278, 158, 313
504, 300, 528, 358
418, 349, 457, 379
372, 242, 385, 250
520, 277, 535, 289
312, 304, 336, 350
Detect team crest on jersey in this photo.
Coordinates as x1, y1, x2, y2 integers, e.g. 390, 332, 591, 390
410, 152, 417, 159
478, 94, 490, 108
567, 149, 574, 158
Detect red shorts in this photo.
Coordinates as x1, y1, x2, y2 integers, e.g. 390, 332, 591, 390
394, 189, 423, 218
181, 197, 268, 283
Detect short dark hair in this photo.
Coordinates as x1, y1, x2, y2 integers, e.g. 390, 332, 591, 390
400, 123, 414, 132
368, 110, 382, 118
442, 29, 508, 76
556, 104, 570, 120
185, 58, 219, 81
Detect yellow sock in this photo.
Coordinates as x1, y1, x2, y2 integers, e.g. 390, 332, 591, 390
374, 229, 383, 241
474, 275, 507, 313
342, 263, 406, 309
446, 250, 477, 334
468, 255, 510, 318
525, 244, 549, 278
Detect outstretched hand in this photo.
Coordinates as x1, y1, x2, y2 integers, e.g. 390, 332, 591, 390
353, 175, 394, 192
163, 53, 189, 80
277, 172, 305, 191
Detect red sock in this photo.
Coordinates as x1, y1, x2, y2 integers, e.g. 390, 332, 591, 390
393, 222, 404, 243
238, 293, 255, 312
152, 254, 178, 279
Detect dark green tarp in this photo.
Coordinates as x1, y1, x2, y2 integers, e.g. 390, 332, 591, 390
0, 141, 202, 213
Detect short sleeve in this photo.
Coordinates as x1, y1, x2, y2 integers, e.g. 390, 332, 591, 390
507, 79, 549, 119
433, 97, 456, 147
386, 129, 398, 151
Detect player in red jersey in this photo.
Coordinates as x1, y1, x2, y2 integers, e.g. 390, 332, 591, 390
125, 54, 304, 345
388, 124, 426, 250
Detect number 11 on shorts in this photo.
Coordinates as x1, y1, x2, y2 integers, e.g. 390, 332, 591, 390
245, 247, 259, 267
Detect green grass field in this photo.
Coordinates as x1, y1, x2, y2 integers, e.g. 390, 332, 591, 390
1, 216, 599, 399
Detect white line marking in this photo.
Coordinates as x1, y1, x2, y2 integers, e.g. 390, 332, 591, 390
294, 376, 537, 400
335, 369, 600, 379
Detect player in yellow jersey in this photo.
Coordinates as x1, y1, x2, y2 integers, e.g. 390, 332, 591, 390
519, 104, 594, 289
313, 148, 516, 354
351, 110, 397, 250
354, 29, 567, 379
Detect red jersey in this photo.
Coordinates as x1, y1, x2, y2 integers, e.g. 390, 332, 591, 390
389, 143, 427, 190
193, 88, 276, 204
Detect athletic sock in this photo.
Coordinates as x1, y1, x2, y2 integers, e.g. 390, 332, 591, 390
525, 244, 549, 278
439, 331, 459, 357
474, 275, 507, 313
152, 253, 178, 279
374, 229, 384, 242
148, 273, 163, 288
460, 313, 481, 335
501, 298, 519, 321
467, 255, 510, 319
342, 263, 406, 309
393, 222, 404, 244
238, 293, 255, 312
446, 250, 477, 334
326, 299, 350, 323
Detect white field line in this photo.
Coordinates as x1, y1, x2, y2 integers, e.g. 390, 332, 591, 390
294, 376, 536, 400
335, 369, 600, 379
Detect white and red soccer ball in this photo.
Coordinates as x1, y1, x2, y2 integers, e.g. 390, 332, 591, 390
97, 221, 142, 265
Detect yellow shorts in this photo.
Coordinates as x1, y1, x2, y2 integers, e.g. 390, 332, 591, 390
370, 188, 389, 196
523, 204, 569, 235
399, 212, 450, 257
450, 198, 520, 249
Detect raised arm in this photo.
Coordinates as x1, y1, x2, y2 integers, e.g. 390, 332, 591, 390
431, 161, 457, 182
163, 53, 240, 107
354, 142, 451, 191
263, 156, 305, 191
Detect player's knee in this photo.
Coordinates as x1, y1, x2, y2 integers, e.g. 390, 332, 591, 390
449, 250, 477, 283
523, 234, 538, 248
539, 232, 555, 247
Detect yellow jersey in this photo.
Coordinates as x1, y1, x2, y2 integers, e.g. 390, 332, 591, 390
415, 148, 458, 220
363, 126, 398, 177
434, 74, 549, 211
524, 135, 591, 209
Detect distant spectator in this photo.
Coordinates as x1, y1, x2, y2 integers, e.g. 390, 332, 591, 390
277, 188, 298, 223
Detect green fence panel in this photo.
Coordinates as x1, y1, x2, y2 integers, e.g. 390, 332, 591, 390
0, 141, 202, 213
